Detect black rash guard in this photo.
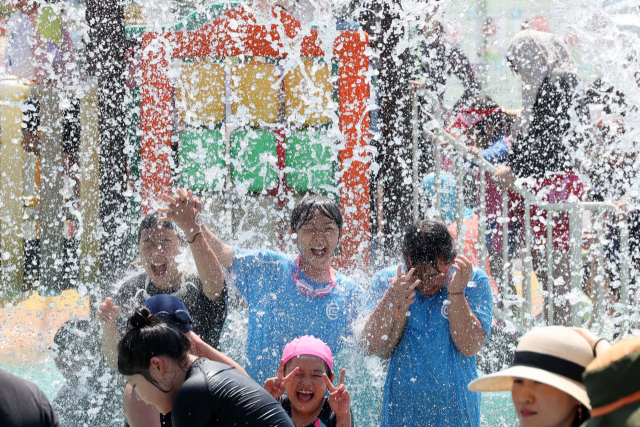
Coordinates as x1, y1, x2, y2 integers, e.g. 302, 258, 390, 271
172, 359, 295, 427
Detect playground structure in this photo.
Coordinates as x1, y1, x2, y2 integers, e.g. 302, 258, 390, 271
0, 2, 372, 297
129, 2, 371, 271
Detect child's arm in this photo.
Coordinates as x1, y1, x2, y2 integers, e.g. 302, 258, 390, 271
188, 332, 248, 376
263, 360, 299, 400
97, 297, 121, 370
323, 370, 352, 427
165, 191, 235, 270
160, 189, 225, 301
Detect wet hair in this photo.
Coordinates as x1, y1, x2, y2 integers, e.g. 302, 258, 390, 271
403, 220, 457, 268
284, 357, 332, 378
462, 94, 511, 142
290, 195, 343, 234
117, 307, 192, 392
573, 404, 590, 427
138, 211, 185, 244
53, 319, 94, 376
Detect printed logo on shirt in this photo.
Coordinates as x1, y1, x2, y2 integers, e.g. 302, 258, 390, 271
326, 302, 339, 320
441, 303, 449, 319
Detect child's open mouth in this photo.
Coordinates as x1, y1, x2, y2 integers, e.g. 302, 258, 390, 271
310, 247, 327, 258
151, 262, 167, 278
296, 390, 314, 403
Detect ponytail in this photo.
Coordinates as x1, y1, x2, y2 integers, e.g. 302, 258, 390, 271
117, 307, 192, 392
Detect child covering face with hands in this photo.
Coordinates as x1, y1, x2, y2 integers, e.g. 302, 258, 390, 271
359, 220, 493, 427
264, 336, 353, 427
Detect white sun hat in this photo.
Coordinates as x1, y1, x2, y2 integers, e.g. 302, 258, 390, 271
468, 326, 595, 408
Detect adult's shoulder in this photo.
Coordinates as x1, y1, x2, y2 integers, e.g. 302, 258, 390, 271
172, 361, 213, 427
0, 368, 60, 427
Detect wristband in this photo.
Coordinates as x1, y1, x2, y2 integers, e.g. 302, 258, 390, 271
187, 232, 203, 244
593, 338, 608, 357
447, 291, 464, 296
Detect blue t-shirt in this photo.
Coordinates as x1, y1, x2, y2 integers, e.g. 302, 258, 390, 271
232, 248, 364, 384
363, 265, 493, 427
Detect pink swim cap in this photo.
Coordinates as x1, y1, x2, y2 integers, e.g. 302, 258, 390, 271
282, 335, 333, 372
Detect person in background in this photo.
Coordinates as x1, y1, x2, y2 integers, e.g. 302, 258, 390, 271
51, 319, 99, 427
409, 1, 481, 119
264, 335, 353, 427
581, 335, 640, 426
0, 367, 61, 427
447, 94, 519, 294
123, 295, 246, 427
493, 29, 582, 325
468, 326, 611, 427
359, 220, 492, 427
159, 190, 363, 386
117, 307, 295, 427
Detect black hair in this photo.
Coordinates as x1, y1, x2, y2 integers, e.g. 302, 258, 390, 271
290, 195, 343, 234
53, 319, 95, 376
462, 94, 511, 143
53, 318, 91, 350
403, 220, 457, 268
573, 404, 590, 427
117, 307, 192, 392
138, 211, 185, 244
283, 358, 332, 378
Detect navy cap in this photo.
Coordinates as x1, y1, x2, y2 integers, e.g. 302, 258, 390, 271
143, 294, 193, 333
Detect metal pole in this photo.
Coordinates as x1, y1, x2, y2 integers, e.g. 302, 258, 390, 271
411, 91, 420, 223
456, 156, 465, 254
619, 218, 631, 336
524, 199, 532, 327
433, 136, 443, 222
569, 207, 583, 326
502, 190, 510, 308
546, 218, 554, 325
479, 171, 487, 272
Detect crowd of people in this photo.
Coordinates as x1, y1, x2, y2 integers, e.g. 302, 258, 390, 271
2, 0, 640, 427
1, 189, 640, 427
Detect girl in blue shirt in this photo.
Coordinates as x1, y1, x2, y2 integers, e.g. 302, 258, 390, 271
160, 190, 363, 384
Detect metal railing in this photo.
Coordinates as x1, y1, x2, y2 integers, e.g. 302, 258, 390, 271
421, 124, 637, 335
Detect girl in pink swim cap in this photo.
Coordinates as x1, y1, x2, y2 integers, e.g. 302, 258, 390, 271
264, 336, 353, 427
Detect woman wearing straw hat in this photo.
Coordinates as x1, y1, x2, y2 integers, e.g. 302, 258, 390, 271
468, 326, 611, 427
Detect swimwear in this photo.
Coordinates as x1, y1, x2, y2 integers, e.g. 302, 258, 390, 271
172, 358, 295, 427
279, 396, 354, 427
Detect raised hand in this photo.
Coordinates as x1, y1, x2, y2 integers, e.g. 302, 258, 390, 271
97, 297, 121, 325
263, 359, 299, 400
448, 255, 473, 294
158, 188, 201, 237
323, 369, 350, 416
386, 265, 419, 312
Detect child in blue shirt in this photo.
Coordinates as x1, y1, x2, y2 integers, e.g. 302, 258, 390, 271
160, 190, 364, 385
359, 220, 492, 427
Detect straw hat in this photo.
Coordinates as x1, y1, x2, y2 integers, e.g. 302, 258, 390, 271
468, 326, 594, 408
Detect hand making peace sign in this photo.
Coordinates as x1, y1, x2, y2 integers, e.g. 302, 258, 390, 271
323, 369, 350, 416
263, 359, 300, 400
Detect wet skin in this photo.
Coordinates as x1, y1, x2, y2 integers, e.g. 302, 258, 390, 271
284, 355, 330, 423
293, 212, 340, 283
139, 227, 183, 290
406, 257, 453, 296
